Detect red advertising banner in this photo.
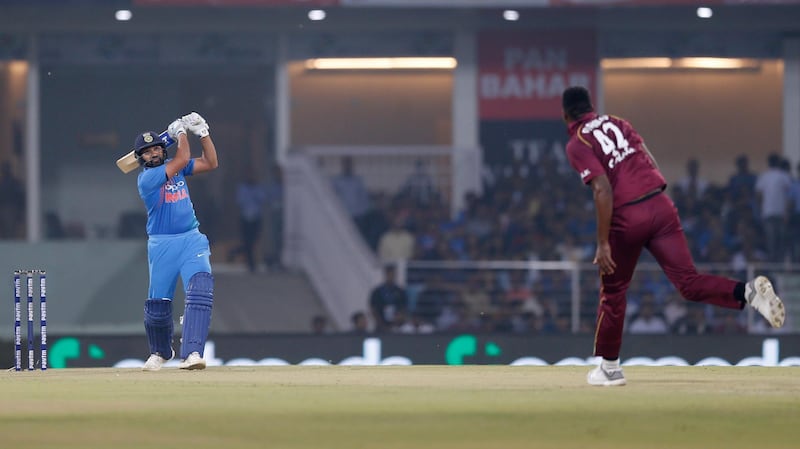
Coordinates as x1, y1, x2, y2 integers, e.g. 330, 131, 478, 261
478, 30, 597, 120
134, 0, 339, 5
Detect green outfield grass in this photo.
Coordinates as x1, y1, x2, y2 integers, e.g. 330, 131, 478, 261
1, 366, 798, 449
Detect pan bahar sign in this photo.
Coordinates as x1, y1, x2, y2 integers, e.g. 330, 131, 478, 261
478, 30, 597, 120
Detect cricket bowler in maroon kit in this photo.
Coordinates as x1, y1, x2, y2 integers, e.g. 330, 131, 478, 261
561, 86, 786, 386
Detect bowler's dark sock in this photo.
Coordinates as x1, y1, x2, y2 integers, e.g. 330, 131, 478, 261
734, 282, 746, 308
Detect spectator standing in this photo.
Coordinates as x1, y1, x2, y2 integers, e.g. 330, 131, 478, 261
368, 265, 409, 333
727, 154, 757, 198
400, 158, 440, 207
228, 167, 266, 272
331, 156, 371, 236
755, 153, 792, 262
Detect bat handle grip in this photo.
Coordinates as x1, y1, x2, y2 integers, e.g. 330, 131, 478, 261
159, 131, 176, 148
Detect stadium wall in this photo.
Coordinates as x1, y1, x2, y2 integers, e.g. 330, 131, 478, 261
1, 333, 796, 369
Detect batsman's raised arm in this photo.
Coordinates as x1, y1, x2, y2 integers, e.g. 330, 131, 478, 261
192, 135, 218, 174
183, 111, 218, 174
164, 119, 190, 177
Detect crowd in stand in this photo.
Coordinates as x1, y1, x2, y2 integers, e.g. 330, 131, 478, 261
348, 152, 800, 335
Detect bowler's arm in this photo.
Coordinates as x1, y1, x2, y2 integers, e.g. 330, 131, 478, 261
590, 174, 616, 275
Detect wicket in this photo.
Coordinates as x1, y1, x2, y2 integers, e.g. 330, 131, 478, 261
13, 270, 47, 371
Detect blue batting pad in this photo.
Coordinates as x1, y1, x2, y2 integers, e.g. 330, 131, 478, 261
144, 298, 173, 359
180, 272, 214, 359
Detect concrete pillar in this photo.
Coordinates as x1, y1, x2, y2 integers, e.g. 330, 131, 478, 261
25, 35, 40, 242
275, 33, 290, 167
451, 31, 482, 215
452, 30, 478, 150
783, 38, 800, 167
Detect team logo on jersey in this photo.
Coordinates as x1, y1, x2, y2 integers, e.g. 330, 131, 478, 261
580, 169, 591, 180
164, 179, 188, 203
164, 180, 186, 192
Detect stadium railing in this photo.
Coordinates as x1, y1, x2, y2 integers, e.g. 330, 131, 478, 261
398, 259, 798, 335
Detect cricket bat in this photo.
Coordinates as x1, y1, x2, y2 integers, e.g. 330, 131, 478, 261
116, 130, 176, 174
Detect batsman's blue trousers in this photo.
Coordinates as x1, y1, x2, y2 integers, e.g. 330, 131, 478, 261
147, 228, 212, 299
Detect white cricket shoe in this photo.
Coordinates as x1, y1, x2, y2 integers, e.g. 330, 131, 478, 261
179, 351, 206, 370
142, 349, 174, 372
746, 276, 785, 328
587, 365, 627, 387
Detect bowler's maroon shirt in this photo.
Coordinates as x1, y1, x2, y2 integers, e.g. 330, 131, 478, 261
564, 113, 742, 362
566, 112, 666, 207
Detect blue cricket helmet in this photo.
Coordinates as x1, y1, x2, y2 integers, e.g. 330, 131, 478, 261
134, 131, 167, 167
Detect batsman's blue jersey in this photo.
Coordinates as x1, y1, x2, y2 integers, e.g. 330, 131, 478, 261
138, 160, 199, 235
137, 159, 211, 299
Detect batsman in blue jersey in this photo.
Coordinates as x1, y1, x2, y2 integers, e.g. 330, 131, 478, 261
133, 112, 218, 371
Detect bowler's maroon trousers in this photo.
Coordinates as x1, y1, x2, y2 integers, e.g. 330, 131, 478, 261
566, 113, 742, 360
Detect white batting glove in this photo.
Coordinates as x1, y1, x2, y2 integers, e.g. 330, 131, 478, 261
182, 112, 206, 127
167, 119, 187, 139
191, 122, 210, 138
182, 112, 210, 138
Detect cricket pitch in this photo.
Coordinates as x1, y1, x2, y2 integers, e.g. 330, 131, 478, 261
1, 365, 797, 449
